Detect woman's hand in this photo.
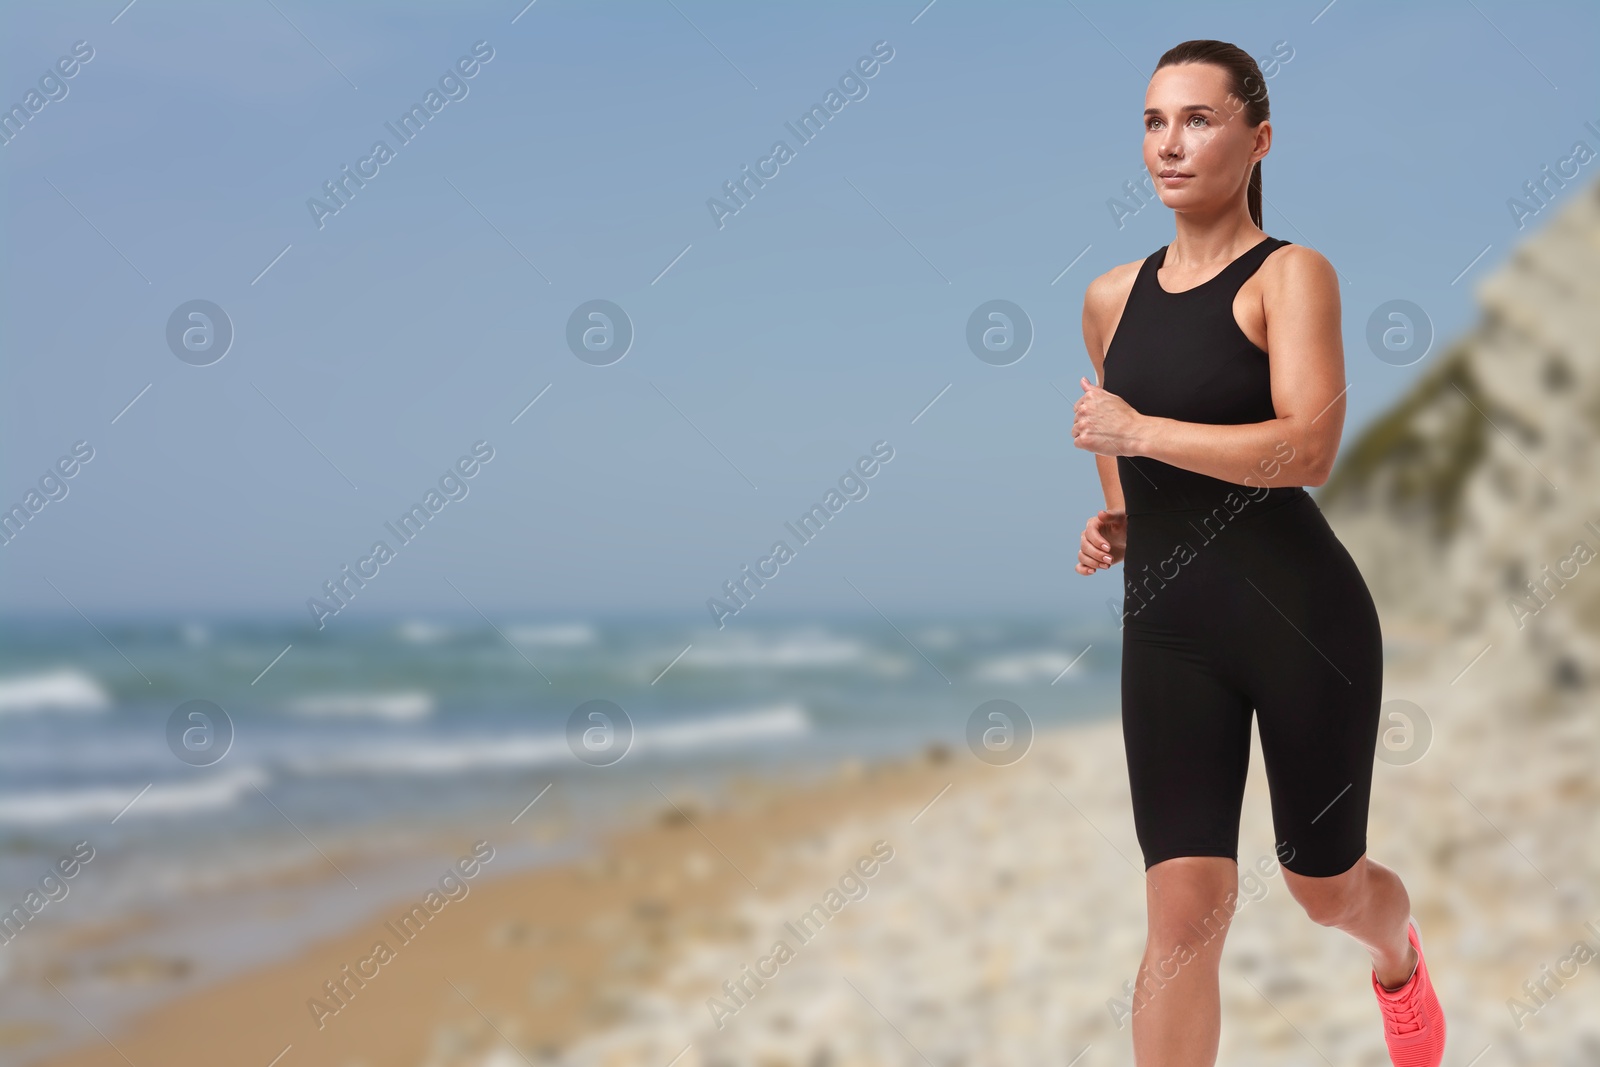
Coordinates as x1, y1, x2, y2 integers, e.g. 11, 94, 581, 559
1074, 508, 1126, 574
1071, 376, 1146, 456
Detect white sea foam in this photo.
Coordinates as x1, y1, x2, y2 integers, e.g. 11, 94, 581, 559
637, 703, 809, 750
287, 704, 810, 775
914, 626, 961, 649
970, 650, 1086, 684
396, 620, 450, 644
0, 766, 269, 825
288, 735, 571, 775
687, 634, 864, 668
286, 691, 435, 721
0, 669, 112, 715
507, 623, 596, 646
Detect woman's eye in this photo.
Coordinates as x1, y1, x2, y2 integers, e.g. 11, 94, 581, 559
1188, 115, 1208, 127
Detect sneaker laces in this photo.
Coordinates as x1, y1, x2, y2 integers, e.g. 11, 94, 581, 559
1380, 980, 1425, 1035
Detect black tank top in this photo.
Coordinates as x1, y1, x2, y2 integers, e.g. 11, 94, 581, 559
1100, 235, 1308, 516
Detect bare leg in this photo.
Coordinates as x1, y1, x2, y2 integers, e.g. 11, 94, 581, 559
1281, 853, 1416, 989
1131, 856, 1240, 1066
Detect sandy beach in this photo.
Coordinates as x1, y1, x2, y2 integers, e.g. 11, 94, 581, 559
19, 741, 979, 1067
19, 637, 1598, 1067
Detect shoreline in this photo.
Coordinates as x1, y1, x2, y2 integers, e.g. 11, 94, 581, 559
21, 732, 993, 1067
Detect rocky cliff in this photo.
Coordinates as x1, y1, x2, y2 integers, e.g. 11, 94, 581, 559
1319, 175, 1600, 700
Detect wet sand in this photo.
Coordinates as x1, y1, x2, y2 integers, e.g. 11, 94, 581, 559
24, 745, 978, 1067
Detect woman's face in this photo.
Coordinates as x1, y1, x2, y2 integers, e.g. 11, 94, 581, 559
1143, 62, 1266, 214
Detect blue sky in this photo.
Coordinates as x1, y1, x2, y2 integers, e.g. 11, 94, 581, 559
3, 0, 1597, 623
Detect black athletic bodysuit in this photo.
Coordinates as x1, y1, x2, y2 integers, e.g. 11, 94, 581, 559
1100, 235, 1384, 878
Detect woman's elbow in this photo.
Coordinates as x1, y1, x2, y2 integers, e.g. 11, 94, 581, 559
1300, 444, 1335, 487
1274, 419, 1336, 487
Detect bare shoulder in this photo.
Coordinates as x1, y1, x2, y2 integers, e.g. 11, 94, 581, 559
1081, 254, 1148, 370
1261, 243, 1339, 299
1083, 255, 1145, 320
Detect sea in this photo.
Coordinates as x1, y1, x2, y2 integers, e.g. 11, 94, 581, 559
0, 612, 1122, 1062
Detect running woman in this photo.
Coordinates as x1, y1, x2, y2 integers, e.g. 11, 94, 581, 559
1070, 39, 1446, 1066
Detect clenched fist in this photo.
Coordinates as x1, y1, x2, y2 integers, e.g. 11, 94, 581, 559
1071, 376, 1144, 457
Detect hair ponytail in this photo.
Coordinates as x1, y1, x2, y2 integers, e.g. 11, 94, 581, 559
1248, 160, 1262, 229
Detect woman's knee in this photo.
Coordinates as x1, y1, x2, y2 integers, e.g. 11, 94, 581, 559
1145, 856, 1240, 952
1283, 857, 1367, 927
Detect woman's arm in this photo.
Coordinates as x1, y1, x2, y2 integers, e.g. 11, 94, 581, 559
1091, 452, 1124, 510
1075, 268, 1130, 575
1081, 268, 1131, 512
1073, 246, 1347, 489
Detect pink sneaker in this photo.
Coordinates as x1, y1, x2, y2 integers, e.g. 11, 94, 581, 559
1372, 917, 1446, 1066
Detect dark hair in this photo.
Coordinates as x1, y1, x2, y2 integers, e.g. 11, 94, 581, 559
1154, 40, 1270, 229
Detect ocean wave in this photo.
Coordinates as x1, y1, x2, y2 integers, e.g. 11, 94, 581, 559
396, 620, 450, 644
285, 691, 435, 721
0, 669, 112, 715
0, 738, 172, 772
286, 704, 810, 775
636, 703, 809, 750
287, 735, 569, 774
914, 626, 961, 649
506, 623, 596, 646
0, 766, 269, 825
686, 635, 864, 668
970, 651, 1087, 684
